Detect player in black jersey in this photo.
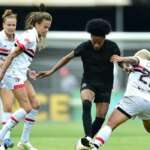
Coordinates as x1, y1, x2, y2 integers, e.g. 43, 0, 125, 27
36, 18, 120, 148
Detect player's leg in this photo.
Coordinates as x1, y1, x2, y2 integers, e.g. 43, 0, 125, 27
17, 80, 39, 150
0, 84, 32, 146
143, 120, 150, 133
92, 102, 109, 138
92, 89, 111, 138
78, 82, 95, 149
0, 88, 14, 148
92, 96, 141, 149
92, 108, 130, 150
81, 88, 95, 138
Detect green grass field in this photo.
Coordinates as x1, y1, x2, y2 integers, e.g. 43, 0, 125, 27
10, 120, 149, 150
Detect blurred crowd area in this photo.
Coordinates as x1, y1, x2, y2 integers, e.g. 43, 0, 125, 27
1, 0, 150, 121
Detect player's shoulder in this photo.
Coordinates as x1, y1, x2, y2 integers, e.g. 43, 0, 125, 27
105, 39, 118, 46
21, 29, 37, 42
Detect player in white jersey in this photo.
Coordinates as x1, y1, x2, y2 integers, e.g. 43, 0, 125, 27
0, 9, 17, 149
86, 49, 150, 150
0, 8, 52, 150
0, 9, 44, 150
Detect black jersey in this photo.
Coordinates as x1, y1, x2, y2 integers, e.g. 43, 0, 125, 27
74, 39, 120, 89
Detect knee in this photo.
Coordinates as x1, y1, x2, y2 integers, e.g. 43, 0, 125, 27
4, 105, 13, 112
82, 100, 92, 111
29, 95, 40, 109
96, 112, 107, 118
31, 100, 40, 109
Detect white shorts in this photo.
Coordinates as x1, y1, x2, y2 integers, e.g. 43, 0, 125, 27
116, 96, 150, 120
0, 74, 27, 90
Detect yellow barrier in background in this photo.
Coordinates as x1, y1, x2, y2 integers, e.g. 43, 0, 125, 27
13, 93, 70, 122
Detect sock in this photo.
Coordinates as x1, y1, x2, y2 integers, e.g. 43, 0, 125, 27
82, 100, 92, 137
0, 99, 3, 123
92, 117, 105, 138
95, 125, 112, 146
20, 109, 39, 143
0, 108, 27, 142
2, 112, 12, 139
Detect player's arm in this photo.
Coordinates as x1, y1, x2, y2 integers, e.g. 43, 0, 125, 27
36, 50, 75, 78
0, 46, 23, 80
111, 55, 139, 65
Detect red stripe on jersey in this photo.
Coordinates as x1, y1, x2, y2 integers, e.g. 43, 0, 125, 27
134, 65, 144, 71
11, 116, 18, 123
14, 84, 25, 89
0, 48, 10, 52
25, 118, 35, 122
95, 137, 105, 144
16, 40, 25, 50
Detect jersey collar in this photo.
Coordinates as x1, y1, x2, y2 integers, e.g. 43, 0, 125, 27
2, 30, 15, 41
32, 27, 39, 43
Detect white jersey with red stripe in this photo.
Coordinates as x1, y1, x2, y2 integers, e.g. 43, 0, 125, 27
6, 27, 39, 78
0, 30, 17, 61
124, 58, 150, 102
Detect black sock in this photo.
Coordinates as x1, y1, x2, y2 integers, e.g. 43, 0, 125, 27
92, 117, 105, 138
82, 100, 92, 137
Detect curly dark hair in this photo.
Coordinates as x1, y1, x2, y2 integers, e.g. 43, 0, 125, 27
85, 18, 112, 36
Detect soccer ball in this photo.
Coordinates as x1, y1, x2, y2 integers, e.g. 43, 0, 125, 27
75, 139, 89, 150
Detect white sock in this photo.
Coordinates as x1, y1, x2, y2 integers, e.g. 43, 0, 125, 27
0, 99, 3, 123
21, 109, 39, 143
95, 125, 112, 146
2, 112, 12, 139
0, 108, 27, 142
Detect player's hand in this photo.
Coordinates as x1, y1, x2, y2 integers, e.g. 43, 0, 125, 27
0, 60, 4, 68
0, 70, 4, 81
122, 63, 134, 73
110, 55, 125, 63
28, 70, 37, 80
36, 70, 52, 79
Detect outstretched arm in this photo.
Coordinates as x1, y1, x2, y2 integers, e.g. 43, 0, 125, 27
36, 50, 75, 78
111, 55, 139, 65
0, 46, 22, 80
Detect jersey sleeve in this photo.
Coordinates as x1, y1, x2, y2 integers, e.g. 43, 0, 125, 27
112, 42, 121, 56
74, 43, 84, 57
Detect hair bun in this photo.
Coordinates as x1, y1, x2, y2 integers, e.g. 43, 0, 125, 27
39, 3, 46, 12
2, 9, 13, 18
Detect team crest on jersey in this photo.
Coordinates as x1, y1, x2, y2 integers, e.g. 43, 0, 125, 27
82, 83, 87, 88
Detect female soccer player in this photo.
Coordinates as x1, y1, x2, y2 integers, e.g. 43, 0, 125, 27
91, 49, 150, 150
0, 9, 17, 148
36, 18, 120, 149
0, 9, 40, 150
0, 9, 52, 150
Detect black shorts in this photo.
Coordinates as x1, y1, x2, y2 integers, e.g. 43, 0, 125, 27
80, 81, 112, 103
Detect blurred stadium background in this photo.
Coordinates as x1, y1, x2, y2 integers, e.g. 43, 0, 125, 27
0, 0, 150, 150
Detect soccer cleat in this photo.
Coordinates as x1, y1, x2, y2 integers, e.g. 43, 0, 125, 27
90, 140, 100, 150
0, 145, 5, 150
81, 136, 93, 149
4, 138, 14, 149
75, 139, 89, 150
17, 142, 38, 150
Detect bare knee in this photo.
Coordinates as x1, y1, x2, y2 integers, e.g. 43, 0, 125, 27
28, 93, 40, 109
4, 105, 13, 112
31, 100, 40, 109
